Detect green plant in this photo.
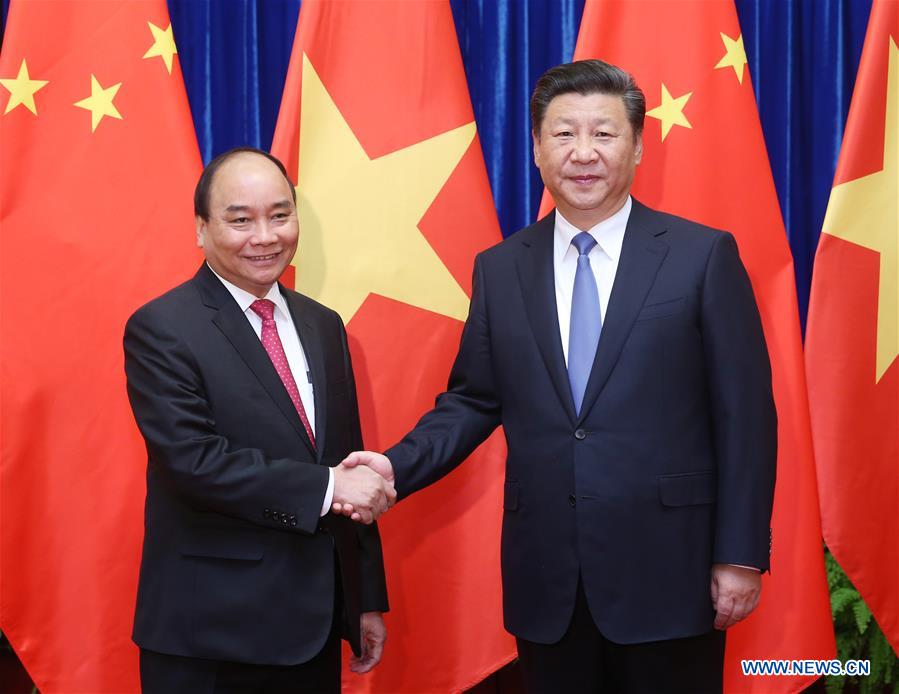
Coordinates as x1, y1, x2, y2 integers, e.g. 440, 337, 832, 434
825, 551, 899, 694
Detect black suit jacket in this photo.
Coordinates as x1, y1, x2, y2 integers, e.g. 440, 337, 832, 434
386, 201, 776, 645
124, 263, 388, 665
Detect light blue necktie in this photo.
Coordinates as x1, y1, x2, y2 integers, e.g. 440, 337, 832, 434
568, 231, 601, 415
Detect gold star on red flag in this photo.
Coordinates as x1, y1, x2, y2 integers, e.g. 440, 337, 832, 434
646, 83, 692, 141
715, 32, 748, 84
74, 75, 123, 132
142, 22, 177, 74
0, 59, 48, 116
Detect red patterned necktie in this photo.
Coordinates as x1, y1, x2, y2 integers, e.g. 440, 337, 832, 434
250, 299, 316, 449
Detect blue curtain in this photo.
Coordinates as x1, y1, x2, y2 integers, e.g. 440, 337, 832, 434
0, 0, 873, 326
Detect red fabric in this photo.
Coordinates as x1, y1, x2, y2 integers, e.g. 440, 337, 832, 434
565, 2, 836, 691
0, 1, 201, 691
806, 0, 899, 655
271, 1, 513, 691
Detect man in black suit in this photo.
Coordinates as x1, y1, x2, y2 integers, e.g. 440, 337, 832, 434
124, 147, 394, 693
338, 60, 776, 692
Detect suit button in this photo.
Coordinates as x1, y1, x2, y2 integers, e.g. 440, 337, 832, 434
263, 508, 271, 519
281, 514, 289, 523
569, 494, 576, 507
290, 519, 297, 526
574, 429, 586, 440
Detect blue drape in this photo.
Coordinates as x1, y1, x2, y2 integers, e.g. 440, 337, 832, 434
736, 0, 870, 328
0, 0, 873, 326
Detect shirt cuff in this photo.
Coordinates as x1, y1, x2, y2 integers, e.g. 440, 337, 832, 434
320, 468, 335, 517
728, 564, 761, 572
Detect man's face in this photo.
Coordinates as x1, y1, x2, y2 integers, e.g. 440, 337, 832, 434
196, 153, 299, 298
533, 91, 643, 229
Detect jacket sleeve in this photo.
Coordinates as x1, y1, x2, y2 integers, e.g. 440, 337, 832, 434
386, 253, 503, 499
123, 304, 330, 535
701, 232, 777, 571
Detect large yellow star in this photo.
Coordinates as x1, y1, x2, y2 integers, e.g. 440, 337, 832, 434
291, 54, 474, 324
646, 83, 693, 141
822, 37, 898, 382
74, 75, 123, 132
142, 22, 177, 74
715, 32, 747, 84
0, 59, 48, 116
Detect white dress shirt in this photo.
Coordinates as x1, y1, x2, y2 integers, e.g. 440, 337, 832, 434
208, 265, 334, 515
554, 196, 631, 365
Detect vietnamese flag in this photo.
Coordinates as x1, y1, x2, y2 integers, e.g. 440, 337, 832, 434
0, 1, 201, 691
568, 1, 836, 691
806, 0, 899, 654
270, 1, 513, 692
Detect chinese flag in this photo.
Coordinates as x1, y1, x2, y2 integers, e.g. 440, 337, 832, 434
806, 0, 899, 654
569, 1, 836, 691
0, 1, 201, 691
270, 1, 513, 692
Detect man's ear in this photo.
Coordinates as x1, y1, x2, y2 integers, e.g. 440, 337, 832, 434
195, 216, 206, 249
532, 130, 541, 168
634, 132, 644, 165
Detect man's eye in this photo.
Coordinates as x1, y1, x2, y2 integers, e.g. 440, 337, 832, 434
556, 131, 573, 138
596, 131, 612, 138
230, 217, 250, 224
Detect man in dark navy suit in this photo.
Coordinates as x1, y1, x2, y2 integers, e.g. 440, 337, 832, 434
125, 148, 393, 693
339, 61, 776, 693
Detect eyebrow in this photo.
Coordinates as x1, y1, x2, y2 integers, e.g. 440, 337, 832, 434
223, 200, 293, 214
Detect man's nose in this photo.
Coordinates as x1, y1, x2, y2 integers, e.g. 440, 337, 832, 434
571, 135, 598, 163
253, 221, 278, 244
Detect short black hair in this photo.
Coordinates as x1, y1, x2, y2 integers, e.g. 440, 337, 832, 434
193, 147, 296, 221
530, 59, 645, 139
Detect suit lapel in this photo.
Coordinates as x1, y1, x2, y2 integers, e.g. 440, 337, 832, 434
283, 290, 327, 463
194, 265, 317, 457
516, 213, 578, 424
577, 201, 669, 423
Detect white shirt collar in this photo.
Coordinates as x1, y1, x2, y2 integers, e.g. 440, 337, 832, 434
206, 263, 290, 318
553, 195, 631, 263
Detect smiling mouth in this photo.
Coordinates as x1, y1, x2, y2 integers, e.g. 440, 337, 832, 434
245, 252, 281, 262
570, 175, 600, 184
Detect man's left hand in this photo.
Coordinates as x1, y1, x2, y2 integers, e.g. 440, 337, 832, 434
711, 563, 761, 630
350, 612, 386, 673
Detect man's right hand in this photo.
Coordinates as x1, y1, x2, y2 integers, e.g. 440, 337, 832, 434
333, 452, 395, 522
332, 463, 396, 524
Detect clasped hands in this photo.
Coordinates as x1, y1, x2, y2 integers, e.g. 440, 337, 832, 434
331, 452, 395, 524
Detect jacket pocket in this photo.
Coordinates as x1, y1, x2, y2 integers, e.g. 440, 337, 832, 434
180, 527, 265, 561
503, 480, 520, 511
636, 296, 685, 321
658, 471, 716, 507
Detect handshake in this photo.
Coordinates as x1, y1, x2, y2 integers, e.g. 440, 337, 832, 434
331, 452, 396, 524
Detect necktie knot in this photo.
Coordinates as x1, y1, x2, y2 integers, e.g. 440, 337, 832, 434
571, 231, 597, 256
250, 299, 276, 322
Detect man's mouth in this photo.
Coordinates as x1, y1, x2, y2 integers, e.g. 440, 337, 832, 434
570, 175, 600, 184
245, 252, 281, 262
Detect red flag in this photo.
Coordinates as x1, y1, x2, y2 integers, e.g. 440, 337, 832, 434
270, 1, 513, 691
567, 1, 835, 691
806, 0, 899, 655
0, 1, 201, 691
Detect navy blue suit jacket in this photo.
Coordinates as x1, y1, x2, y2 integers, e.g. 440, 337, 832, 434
124, 263, 388, 665
386, 201, 776, 645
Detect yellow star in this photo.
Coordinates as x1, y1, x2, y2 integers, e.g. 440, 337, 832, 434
291, 53, 474, 324
822, 37, 899, 382
142, 22, 177, 74
74, 74, 123, 133
646, 83, 693, 141
0, 59, 49, 116
715, 32, 748, 84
